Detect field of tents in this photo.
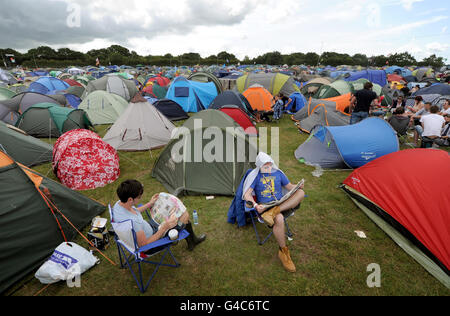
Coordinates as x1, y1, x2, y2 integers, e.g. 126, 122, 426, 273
0, 64, 449, 295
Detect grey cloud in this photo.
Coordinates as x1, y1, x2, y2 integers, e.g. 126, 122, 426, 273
0, 0, 255, 50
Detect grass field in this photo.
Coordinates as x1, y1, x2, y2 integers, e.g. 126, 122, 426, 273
9, 115, 449, 296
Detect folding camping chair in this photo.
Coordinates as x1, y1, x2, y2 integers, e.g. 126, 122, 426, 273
108, 205, 189, 293
244, 199, 297, 246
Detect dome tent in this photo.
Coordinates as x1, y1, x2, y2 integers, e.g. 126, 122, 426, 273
28, 77, 70, 94
103, 94, 175, 151
82, 75, 139, 101
0, 121, 53, 167
0, 92, 66, 125
209, 90, 255, 119
52, 129, 120, 190
341, 149, 449, 288
0, 151, 105, 294
295, 117, 399, 169
15, 103, 93, 138
219, 106, 257, 136
242, 85, 274, 112
78, 91, 128, 125
293, 97, 350, 133
152, 99, 189, 121
165, 77, 218, 113
152, 110, 256, 196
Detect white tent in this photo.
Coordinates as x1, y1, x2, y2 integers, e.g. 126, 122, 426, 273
103, 95, 175, 151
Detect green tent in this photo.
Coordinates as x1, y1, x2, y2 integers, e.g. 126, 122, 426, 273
78, 91, 128, 125
0, 151, 105, 294
350, 79, 391, 107
82, 75, 138, 101
15, 103, 93, 138
0, 87, 15, 101
152, 110, 256, 196
0, 121, 53, 167
316, 80, 353, 99
236, 73, 300, 97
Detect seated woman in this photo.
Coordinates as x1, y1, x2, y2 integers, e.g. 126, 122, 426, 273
406, 96, 424, 116
113, 180, 206, 252
243, 153, 305, 273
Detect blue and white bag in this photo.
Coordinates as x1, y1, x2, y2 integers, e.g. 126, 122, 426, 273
35, 242, 99, 284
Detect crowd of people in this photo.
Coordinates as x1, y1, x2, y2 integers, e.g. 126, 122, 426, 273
349, 82, 449, 148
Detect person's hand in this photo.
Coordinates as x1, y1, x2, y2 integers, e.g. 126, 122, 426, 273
299, 182, 305, 190
163, 211, 178, 230
255, 205, 265, 214
149, 194, 159, 207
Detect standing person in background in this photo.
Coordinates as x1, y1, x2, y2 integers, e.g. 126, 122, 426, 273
349, 82, 379, 125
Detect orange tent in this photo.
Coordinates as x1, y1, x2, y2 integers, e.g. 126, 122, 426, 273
242, 86, 274, 112
324, 93, 351, 115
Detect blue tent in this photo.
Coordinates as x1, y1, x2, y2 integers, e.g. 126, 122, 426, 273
412, 83, 450, 96
28, 77, 70, 94
285, 92, 307, 114
295, 117, 399, 169
48, 91, 81, 108
165, 77, 218, 113
385, 66, 412, 78
344, 70, 387, 87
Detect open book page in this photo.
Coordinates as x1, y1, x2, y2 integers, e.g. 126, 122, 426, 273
260, 179, 304, 211
150, 193, 186, 225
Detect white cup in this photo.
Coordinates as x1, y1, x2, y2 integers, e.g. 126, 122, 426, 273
168, 229, 179, 241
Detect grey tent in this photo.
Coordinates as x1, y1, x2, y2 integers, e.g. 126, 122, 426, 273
152, 110, 256, 196
0, 121, 53, 167
82, 75, 138, 101
293, 99, 350, 133
103, 95, 175, 151
65, 86, 85, 99
0, 92, 66, 125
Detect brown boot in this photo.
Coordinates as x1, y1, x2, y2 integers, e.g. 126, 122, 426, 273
278, 246, 296, 273
261, 206, 282, 228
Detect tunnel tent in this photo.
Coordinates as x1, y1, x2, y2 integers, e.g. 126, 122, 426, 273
0, 120, 53, 167
342, 149, 449, 288
0, 151, 105, 294
236, 72, 300, 97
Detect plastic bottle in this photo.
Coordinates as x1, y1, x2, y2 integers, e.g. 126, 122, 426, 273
193, 210, 199, 225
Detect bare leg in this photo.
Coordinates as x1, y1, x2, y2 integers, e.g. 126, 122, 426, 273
280, 189, 305, 212
273, 214, 286, 248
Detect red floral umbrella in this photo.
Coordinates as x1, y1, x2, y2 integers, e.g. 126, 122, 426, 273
52, 129, 120, 190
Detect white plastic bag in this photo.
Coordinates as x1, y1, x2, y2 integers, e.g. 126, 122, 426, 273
35, 242, 99, 284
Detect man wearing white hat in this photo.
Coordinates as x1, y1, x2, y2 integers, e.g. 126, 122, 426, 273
243, 152, 305, 273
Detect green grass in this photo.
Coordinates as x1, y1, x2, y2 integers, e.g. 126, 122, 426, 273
9, 117, 449, 296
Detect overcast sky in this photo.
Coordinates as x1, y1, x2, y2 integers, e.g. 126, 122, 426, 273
1, 0, 449, 61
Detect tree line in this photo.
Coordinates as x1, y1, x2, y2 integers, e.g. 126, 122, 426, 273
1, 45, 447, 69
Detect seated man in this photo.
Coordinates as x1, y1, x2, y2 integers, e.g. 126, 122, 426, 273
433, 113, 450, 147
420, 105, 446, 147
243, 153, 305, 273
412, 102, 431, 146
388, 107, 410, 137
113, 180, 206, 252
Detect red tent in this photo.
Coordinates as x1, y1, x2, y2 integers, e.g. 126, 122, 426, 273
52, 129, 120, 190
219, 106, 257, 136
387, 74, 406, 83
63, 79, 83, 87
146, 75, 170, 87
342, 149, 449, 284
